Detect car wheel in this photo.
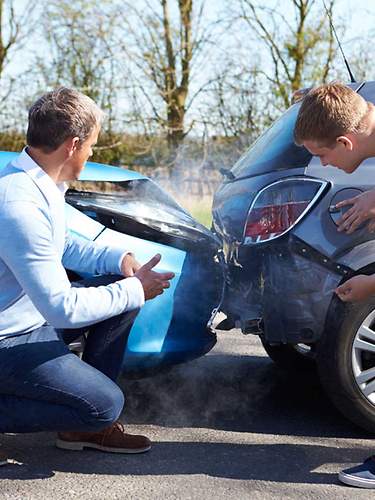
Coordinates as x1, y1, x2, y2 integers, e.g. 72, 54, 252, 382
317, 298, 375, 433
260, 338, 316, 371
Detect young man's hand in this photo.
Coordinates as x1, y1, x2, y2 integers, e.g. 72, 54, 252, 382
335, 275, 375, 302
336, 189, 375, 234
135, 254, 175, 301
121, 253, 141, 277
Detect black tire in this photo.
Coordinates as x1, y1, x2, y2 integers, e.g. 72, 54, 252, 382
317, 296, 375, 433
261, 338, 316, 372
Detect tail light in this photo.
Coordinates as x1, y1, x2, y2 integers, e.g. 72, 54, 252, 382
243, 178, 327, 244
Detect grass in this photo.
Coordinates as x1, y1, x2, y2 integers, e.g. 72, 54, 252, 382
175, 195, 213, 228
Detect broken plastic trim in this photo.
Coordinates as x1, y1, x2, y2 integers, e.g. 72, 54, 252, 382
290, 235, 354, 278
207, 249, 227, 329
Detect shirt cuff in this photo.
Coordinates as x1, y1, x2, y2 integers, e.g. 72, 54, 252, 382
105, 248, 132, 275
118, 276, 145, 310
117, 250, 136, 274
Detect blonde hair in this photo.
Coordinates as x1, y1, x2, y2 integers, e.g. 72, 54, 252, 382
294, 83, 370, 147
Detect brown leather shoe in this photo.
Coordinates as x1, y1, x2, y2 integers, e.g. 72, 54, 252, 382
56, 421, 151, 454
0, 449, 8, 466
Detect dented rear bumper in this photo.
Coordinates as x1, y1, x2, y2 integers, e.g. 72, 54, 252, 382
220, 236, 349, 344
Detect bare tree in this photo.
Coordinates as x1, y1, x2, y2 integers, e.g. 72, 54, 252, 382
118, 0, 215, 153
36, 0, 119, 129
0, 0, 38, 78
235, 0, 337, 110
0, 0, 42, 135
206, 65, 265, 138
0, 0, 39, 123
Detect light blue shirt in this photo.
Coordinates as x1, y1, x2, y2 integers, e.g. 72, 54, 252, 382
0, 149, 145, 338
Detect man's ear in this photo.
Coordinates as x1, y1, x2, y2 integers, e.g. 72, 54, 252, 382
65, 137, 80, 157
336, 135, 354, 151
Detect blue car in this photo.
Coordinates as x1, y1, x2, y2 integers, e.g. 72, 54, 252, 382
0, 151, 223, 377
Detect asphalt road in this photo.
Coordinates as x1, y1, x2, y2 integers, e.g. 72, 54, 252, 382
0, 329, 374, 499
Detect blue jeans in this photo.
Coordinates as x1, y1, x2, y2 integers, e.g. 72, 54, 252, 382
0, 276, 139, 433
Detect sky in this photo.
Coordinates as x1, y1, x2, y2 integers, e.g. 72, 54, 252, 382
8, 0, 375, 85
6, 0, 375, 78
340, 0, 374, 39
3, 0, 375, 134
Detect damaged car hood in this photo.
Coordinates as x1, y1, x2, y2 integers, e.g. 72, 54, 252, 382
67, 163, 219, 252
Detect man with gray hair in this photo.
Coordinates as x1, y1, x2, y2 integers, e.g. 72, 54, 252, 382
0, 87, 174, 463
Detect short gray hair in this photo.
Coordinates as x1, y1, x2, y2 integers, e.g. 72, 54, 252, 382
27, 87, 104, 152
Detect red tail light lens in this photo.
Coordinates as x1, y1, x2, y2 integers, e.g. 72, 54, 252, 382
245, 201, 309, 239
243, 178, 327, 244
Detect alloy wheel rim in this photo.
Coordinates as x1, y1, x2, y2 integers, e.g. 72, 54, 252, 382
352, 309, 375, 405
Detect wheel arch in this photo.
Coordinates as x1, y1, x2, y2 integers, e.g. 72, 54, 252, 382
322, 260, 375, 341
338, 240, 375, 272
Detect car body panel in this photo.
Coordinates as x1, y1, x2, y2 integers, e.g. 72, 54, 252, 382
0, 151, 20, 167
1, 151, 222, 376
261, 242, 342, 343
66, 178, 222, 376
230, 103, 312, 179
0, 151, 148, 182
66, 203, 105, 241
302, 157, 375, 259
79, 161, 147, 182
338, 241, 375, 271
68, 204, 192, 364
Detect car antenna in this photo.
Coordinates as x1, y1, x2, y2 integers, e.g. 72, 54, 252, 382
322, 0, 356, 83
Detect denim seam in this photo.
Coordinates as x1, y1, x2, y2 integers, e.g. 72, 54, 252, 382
103, 323, 115, 348
20, 380, 100, 419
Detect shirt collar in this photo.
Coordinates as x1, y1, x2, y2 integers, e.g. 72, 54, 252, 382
12, 148, 67, 204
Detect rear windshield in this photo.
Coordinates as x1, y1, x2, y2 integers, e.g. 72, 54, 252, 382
231, 103, 312, 178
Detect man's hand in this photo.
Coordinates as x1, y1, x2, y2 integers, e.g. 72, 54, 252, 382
121, 253, 141, 277
335, 274, 375, 302
135, 254, 175, 301
336, 190, 375, 234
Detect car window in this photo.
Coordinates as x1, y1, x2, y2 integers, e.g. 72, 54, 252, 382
230, 103, 312, 179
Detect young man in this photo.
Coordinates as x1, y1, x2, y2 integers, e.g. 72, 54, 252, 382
0, 88, 174, 464
294, 82, 375, 489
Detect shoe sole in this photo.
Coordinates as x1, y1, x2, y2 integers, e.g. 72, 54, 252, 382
339, 471, 375, 489
55, 438, 151, 454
